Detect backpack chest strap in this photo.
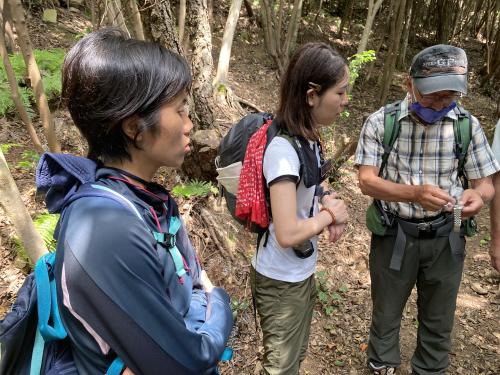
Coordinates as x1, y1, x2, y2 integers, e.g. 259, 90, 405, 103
153, 216, 187, 280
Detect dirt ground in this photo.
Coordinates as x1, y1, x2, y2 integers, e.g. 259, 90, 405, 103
1, 5, 499, 375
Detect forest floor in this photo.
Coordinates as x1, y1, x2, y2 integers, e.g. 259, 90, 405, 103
1, 5, 499, 375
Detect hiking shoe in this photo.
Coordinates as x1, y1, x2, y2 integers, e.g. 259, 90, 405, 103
368, 361, 397, 375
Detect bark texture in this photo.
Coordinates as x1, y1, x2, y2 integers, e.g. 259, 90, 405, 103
0, 149, 47, 263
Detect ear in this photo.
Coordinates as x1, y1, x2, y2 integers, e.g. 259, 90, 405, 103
121, 116, 141, 141
405, 76, 413, 93
306, 88, 316, 107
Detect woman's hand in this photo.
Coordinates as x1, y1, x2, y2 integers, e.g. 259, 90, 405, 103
200, 270, 214, 293
327, 223, 347, 243
322, 195, 348, 224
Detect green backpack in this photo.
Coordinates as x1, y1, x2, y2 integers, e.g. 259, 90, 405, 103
365, 100, 477, 236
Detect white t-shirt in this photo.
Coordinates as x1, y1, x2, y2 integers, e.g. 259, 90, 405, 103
492, 119, 500, 162
251, 136, 320, 282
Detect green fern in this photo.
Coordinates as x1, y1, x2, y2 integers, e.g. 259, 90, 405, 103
0, 49, 65, 116
0, 143, 22, 153
33, 212, 60, 251
17, 149, 40, 169
171, 180, 217, 198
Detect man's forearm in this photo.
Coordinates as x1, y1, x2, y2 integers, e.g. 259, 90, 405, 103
359, 173, 418, 203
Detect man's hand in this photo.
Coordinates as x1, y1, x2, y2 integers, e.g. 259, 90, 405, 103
414, 185, 454, 211
460, 188, 484, 217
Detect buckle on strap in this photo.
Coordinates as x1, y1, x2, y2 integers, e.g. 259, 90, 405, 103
153, 232, 176, 249
416, 222, 432, 231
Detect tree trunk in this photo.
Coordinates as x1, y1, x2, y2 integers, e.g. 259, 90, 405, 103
259, 0, 304, 75
147, 0, 183, 54
435, 0, 457, 43
9, 0, 60, 153
378, 0, 406, 105
472, 0, 486, 36
338, 0, 354, 38
214, 0, 243, 86
286, 0, 304, 55
0, 149, 47, 263
106, 0, 130, 36
188, 0, 215, 130
243, 0, 254, 19
0, 0, 43, 153
178, 0, 187, 44
397, 0, 412, 69
2, 1, 16, 53
356, 0, 384, 55
128, 0, 144, 40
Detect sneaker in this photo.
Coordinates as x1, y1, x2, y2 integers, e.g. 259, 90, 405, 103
368, 361, 397, 375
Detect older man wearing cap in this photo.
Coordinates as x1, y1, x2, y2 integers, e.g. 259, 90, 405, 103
355, 45, 500, 374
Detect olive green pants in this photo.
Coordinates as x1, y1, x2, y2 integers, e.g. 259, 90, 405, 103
368, 233, 465, 375
250, 267, 316, 375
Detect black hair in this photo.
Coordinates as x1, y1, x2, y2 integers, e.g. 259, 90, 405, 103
276, 42, 347, 140
62, 28, 192, 161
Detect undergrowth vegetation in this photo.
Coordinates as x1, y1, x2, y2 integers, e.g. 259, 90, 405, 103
0, 49, 65, 117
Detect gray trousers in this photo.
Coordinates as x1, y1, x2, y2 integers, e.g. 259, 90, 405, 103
368, 233, 465, 374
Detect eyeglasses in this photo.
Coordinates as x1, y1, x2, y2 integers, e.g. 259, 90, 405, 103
418, 92, 463, 106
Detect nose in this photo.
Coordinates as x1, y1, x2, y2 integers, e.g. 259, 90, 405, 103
184, 116, 193, 135
429, 101, 447, 111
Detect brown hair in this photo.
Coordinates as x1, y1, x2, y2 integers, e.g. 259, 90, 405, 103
276, 42, 347, 140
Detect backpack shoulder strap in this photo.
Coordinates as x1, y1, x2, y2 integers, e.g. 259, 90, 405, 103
75, 184, 186, 280
274, 128, 305, 183
380, 100, 402, 176
453, 105, 472, 187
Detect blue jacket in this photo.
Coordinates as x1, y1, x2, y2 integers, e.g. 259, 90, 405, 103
36, 154, 233, 375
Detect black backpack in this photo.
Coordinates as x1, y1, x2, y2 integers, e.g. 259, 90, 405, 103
215, 113, 304, 233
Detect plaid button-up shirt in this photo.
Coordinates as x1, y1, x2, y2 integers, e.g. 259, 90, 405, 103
355, 94, 500, 219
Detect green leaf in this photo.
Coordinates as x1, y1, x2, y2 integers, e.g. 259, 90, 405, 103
334, 360, 344, 366
1, 143, 22, 153
171, 180, 215, 198
318, 291, 328, 303
338, 285, 348, 293
331, 292, 342, 301
33, 212, 60, 250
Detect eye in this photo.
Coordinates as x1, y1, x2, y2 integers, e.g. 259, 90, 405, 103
178, 103, 189, 116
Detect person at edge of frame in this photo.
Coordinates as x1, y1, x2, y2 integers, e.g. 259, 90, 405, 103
489, 118, 500, 273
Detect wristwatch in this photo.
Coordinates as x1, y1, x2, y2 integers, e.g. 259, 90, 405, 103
321, 190, 332, 203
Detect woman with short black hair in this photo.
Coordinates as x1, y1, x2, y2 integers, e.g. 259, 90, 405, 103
42, 28, 233, 374
251, 42, 349, 374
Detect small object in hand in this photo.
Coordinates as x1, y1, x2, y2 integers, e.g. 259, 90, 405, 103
453, 203, 462, 232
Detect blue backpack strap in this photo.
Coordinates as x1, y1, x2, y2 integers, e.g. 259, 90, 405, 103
29, 328, 45, 375
153, 216, 186, 280
35, 252, 67, 341
30, 252, 67, 375
106, 357, 125, 375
